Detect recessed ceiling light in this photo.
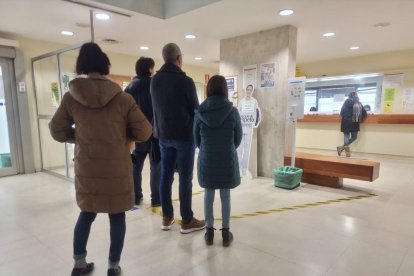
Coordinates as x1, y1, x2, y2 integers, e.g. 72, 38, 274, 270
350, 46, 360, 50
140, 46, 149, 50
279, 9, 294, 16
323, 32, 335, 37
185, 34, 196, 39
374, 22, 391, 28
61, 30, 74, 36
95, 13, 110, 20
194, 57, 203, 60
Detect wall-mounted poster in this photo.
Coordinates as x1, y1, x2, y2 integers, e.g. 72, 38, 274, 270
287, 77, 306, 119
225, 75, 238, 106
260, 63, 276, 88
243, 64, 257, 90
51, 82, 60, 108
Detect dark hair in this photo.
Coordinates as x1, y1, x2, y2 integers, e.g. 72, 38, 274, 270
246, 84, 254, 90
309, 107, 317, 111
207, 75, 228, 98
135, 57, 155, 77
76, 42, 110, 75
363, 104, 371, 111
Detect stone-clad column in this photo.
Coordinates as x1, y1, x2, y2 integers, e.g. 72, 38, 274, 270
220, 25, 297, 177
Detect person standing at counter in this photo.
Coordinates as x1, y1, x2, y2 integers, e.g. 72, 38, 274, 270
337, 91, 367, 157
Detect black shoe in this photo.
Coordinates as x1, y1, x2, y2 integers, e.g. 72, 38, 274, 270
222, 228, 233, 247
205, 227, 215, 245
107, 266, 121, 276
71, 262, 94, 276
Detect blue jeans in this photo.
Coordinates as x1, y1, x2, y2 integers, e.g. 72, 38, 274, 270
159, 139, 195, 222
204, 189, 231, 228
344, 131, 358, 146
133, 149, 160, 204
73, 212, 125, 265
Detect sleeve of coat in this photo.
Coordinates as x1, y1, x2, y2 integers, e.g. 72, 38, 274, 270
233, 108, 243, 148
193, 115, 201, 148
126, 96, 152, 142
186, 78, 199, 115
49, 93, 75, 143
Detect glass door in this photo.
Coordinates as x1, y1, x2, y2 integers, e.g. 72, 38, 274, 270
32, 44, 81, 178
0, 58, 19, 176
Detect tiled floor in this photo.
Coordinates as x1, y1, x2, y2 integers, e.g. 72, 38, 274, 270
1, 150, 414, 275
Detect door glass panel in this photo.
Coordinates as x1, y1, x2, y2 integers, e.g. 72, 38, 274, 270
0, 65, 12, 169
33, 56, 66, 176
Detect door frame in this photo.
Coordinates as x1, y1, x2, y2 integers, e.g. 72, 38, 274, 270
0, 57, 23, 176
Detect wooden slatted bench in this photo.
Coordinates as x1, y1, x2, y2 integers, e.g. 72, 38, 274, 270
284, 152, 380, 188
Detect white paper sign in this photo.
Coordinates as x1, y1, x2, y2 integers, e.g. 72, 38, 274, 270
243, 64, 257, 90
287, 77, 306, 119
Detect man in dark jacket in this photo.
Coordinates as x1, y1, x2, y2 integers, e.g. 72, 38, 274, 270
151, 43, 205, 233
125, 57, 160, 207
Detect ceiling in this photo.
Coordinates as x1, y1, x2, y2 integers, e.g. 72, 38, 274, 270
1, 0, 414, 68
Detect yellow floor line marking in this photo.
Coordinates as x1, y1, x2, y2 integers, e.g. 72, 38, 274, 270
146, 191, 377, 222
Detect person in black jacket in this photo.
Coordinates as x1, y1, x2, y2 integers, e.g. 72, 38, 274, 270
125, 57, 160, 207
151, 43, 205, 233
337, 91, 367, 157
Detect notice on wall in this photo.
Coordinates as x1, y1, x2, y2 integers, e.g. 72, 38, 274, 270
287, 77, 306, 119
243, 64, 257, 90
403, 88, 414, 103
51, 82, 60, 108
260, 63, 276, 88
403, 88, 414, 111
225, 75, 238, 107
384, 88, 396, 102
61, 72, 76, 93
384, 73, 404, 87
383, 102, 394, 113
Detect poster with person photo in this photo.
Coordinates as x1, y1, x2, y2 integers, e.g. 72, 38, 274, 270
260, 63, 276, 88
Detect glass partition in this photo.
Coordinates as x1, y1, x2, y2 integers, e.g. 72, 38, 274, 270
32, 45, 81, 179
305, 73, 383, 114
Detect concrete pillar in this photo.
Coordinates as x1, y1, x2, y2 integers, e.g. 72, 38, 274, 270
220, 25, 297, 177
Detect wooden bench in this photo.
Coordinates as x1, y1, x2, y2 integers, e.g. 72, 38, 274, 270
284, 152, 380, 188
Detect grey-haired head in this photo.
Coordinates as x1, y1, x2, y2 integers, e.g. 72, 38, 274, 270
162, 43, 182, 67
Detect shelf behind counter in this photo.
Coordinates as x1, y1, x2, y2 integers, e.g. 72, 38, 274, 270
298, 114, 414, 125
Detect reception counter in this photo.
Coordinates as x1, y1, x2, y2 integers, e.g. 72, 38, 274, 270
296, 114, 414, 157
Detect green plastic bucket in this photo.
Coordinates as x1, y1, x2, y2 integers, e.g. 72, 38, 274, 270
273, 166, 303, 190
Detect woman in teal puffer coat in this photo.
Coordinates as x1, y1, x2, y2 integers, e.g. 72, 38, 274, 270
194, 75, 242, 247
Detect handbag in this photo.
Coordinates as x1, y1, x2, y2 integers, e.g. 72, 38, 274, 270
149, 138, 161, 163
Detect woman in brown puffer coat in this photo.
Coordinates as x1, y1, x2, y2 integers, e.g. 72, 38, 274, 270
49, 42, 152, 276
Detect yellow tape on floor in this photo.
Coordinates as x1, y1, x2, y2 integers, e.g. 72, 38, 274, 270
146, 191, 377, 223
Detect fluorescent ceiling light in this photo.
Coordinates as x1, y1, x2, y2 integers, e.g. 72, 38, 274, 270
350, 46, 360, 50
279, 9, 294, 16
194, 57, 203, 60
185, 34, 196, 39
61, 31, 74, 36
95, 13, 110, 20
323, 32, 335, 37
140, 46, 149, 50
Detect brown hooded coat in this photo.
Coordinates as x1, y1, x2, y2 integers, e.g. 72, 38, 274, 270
49, 77, 152, 213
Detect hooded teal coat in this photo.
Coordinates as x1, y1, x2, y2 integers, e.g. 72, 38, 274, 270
194, 96, 242, 189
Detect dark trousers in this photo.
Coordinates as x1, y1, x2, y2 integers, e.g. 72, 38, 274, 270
159, 139, 195, 222
133, 149, 161, 204
73, 212, 126, 264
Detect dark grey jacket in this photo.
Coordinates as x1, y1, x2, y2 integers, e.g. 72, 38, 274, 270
151, 63, 199, 140
194, 96, 242, 189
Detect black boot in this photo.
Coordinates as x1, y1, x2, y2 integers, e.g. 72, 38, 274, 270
71, 263, 94, 276
222, 228, 233, 247
107, 266, 122, 276
205, 227, 215, 245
